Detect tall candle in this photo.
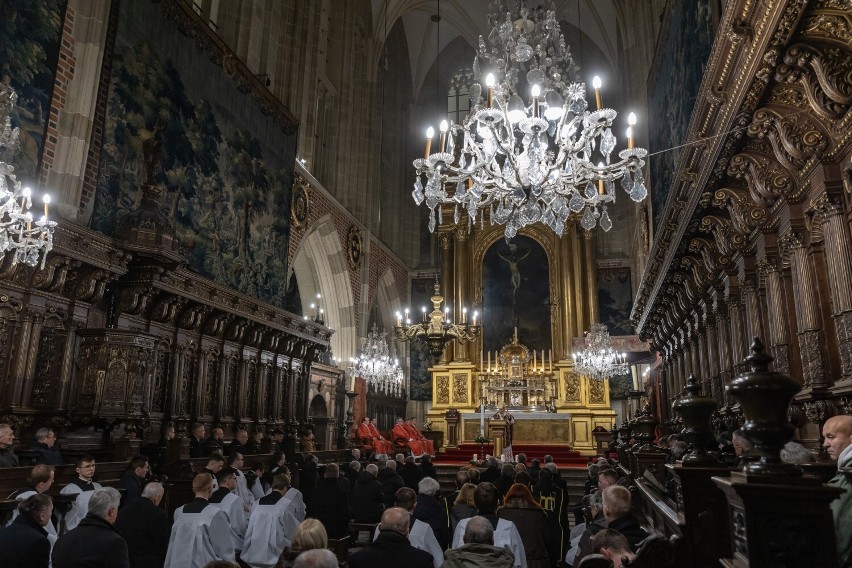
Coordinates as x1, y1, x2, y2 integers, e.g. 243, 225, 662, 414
424, 127, 434, 158
592, 76, 602, 110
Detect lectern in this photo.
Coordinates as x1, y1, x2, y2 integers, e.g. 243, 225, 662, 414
490, 419, 506, 459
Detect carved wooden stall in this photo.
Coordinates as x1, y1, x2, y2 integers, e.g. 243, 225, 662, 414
632, 0, 852, 449
0, 213, 334, 451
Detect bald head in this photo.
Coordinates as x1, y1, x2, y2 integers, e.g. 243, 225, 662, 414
464, 516, 494, 545
823, 415, 852, 462
379, 507, 410, 536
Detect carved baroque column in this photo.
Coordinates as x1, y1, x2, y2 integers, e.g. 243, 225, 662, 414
705, 313, 720, 401
439, 231, 454, 364
453, 226, 470, 362
758, 256, 792, 376
814, 194, 852, 382
727, 290, 747, 375
742, 279, 765, 346
781, 230, 828, 391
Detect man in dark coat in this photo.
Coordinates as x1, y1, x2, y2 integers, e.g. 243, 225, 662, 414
32, 428, 62, 466
114, 482, 169, 568
377, 458, 405, 507
401, 455, 424, 489
0, 423, 19, 467
307, 463, 351, 539
602, 486, 649, 551
343, 459, 361, 492
352, 464, 385, 522
228, 429, 250, 456
414, 476, 449, 549
494, 464, 515, 498
188, 423, 206, 459
420, 454, 438, 480
203, 427, 226, 457
349, 507, 434, 568
480, 457, 501, 484
53, 487, 131, 568
118, 455, 149, 509
0, 493, 53, 568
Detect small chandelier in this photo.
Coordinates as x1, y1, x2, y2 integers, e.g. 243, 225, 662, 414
394, 280, 480, 357
349, 323, 404, 394
1, 85, 56, 268
412, 1, 647, 240
572, 323, 628, 381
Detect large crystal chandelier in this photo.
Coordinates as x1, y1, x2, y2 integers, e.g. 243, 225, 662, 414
572, 323, 629, 381
0, 85, 56, 268
349, 323, 404, 393
412, 1, 648, 240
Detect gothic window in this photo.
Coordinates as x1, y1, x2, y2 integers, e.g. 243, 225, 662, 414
447, 67, 474, 126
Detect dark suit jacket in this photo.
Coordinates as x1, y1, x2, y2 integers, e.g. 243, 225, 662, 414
352, 471, 385, 522
53, 514, 130, 568
349, 530, 434, 568
114, 497, 170, 568
307, 477, 351, 539
0, 514, 50, 568
189, 436, 204, 459
118, 471, 143, 509
32, 442, 63, 466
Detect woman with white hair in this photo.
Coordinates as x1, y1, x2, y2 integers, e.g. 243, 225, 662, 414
413, 477, 449, 549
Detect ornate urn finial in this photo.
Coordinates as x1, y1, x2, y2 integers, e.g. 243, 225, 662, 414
672, 373, 718, 465
631, 403, 660, 451
726, 337, 802, 479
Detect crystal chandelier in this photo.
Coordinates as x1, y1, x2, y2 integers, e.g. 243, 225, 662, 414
572, 323, 629, 381
0, 85, 56, 268
412, 1, 648, 240
394, 280, 480, 356
349, 323, 404, 394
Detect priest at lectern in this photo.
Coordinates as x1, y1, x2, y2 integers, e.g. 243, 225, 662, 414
493, 406, 515, 462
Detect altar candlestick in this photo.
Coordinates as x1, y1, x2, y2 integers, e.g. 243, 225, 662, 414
533, 350, 537, 369
488, 351, 491, 373
549, 349, 553, 372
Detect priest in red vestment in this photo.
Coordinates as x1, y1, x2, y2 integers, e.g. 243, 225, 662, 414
405, 418, 434, 456
356, 418, 375, 454
392, 418, 426, 456
367, 418, 394, 455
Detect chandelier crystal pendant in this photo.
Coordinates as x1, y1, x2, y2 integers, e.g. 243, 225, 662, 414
349, 323, 404, 395
0, 85, 56, 269
572, 323, 629, 381
412, 1, 648, 240
394, 280, 480, 357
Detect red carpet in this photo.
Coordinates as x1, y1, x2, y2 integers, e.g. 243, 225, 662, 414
435, 443, 590, 466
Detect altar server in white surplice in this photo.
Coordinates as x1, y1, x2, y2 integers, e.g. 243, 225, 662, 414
373, 487, 443, 568
164, 473, 235, 568
240, 473, 303, 568
7, 464, 59, 544
452, 483, 526, 568
208, 467, 247, 553
227, 452, 255, 518
59, 455, 103, 532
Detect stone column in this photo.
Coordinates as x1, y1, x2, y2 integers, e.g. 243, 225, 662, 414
814, 194, 852, 383
758, 256, 792, 376
781, 230, 828, 391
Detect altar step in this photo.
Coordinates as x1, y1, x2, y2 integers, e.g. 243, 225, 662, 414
436, 443, 590, 466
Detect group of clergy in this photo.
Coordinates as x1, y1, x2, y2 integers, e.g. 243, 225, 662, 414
356, 417, 434, 457
392, 417, 435, 456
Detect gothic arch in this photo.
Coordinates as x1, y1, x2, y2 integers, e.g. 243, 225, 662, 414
289, 215, 357, 362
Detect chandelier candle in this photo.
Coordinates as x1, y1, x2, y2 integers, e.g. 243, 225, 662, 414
424, 127, 434, 158
592, 76, 602, 110
486, 73, 494, 108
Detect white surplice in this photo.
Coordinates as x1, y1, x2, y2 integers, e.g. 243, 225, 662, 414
239, 490, 303, 568
163, 499, 235, 568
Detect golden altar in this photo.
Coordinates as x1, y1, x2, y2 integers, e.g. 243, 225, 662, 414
421, 222, 616, 455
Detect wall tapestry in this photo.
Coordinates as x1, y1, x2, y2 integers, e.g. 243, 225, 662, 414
597, 266, 633, 336
647, 0, 713, 231
0, 0, 66, 182
483, 235, 551, 354
90, 0, 296, 306
408, 276, 436, 401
